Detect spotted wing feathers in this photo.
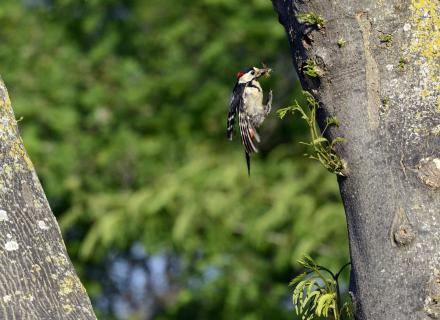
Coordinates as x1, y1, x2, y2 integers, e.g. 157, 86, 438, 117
227, 83, 243, 140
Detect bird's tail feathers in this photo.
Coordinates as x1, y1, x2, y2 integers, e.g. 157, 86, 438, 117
245, 152, 251, 177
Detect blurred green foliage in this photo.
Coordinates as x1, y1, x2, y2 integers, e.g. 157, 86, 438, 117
0, 0, 348, 319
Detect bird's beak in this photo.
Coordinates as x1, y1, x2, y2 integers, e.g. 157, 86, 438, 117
255, 67, 272, 78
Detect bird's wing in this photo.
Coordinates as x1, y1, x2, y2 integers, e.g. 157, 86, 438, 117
227, 83, 244, 140
238, 104, 258, 155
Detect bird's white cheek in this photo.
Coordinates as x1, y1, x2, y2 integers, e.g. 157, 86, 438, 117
239, 75, 253, 83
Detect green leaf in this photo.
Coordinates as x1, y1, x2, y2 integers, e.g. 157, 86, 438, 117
316, 292, 336, 316
276, 106, 294, 119
312, 137, 328, 145
325, 116, 340, 127
342, 300, 354, 318
289, 272, 307, 286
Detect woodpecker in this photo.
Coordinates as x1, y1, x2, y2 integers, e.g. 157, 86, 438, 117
227, 66, 272, 176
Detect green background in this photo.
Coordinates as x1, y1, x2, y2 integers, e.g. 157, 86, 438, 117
0, 1, 348, 319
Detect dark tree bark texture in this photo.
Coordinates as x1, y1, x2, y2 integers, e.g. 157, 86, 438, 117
0, 79, 96, 319
272, 1, 439, 319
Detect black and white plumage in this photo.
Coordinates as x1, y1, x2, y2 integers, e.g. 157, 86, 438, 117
227, 66, 272, 176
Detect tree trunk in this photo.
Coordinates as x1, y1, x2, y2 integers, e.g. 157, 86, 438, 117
0, 78, 96, 319
272, 1, 439, 319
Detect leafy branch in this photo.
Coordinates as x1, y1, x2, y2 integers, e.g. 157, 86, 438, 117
290, 255, 353, 320
277, 92, 346, 176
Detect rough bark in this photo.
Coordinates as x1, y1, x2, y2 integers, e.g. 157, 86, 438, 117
0, 78, 96, 319
272, 1, 439, 319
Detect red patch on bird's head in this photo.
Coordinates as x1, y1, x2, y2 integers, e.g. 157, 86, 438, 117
236, 71, 245, 79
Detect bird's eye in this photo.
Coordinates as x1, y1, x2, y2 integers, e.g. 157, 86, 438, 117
250, 71, 255, 75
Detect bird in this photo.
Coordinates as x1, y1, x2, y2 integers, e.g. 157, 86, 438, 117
227, 66, 272, 176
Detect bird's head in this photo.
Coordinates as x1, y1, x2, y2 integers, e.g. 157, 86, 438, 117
236, 66, 271, 84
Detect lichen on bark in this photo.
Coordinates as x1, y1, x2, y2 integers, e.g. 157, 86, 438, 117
406, 0, 440, 98
0, 77, 96, 319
